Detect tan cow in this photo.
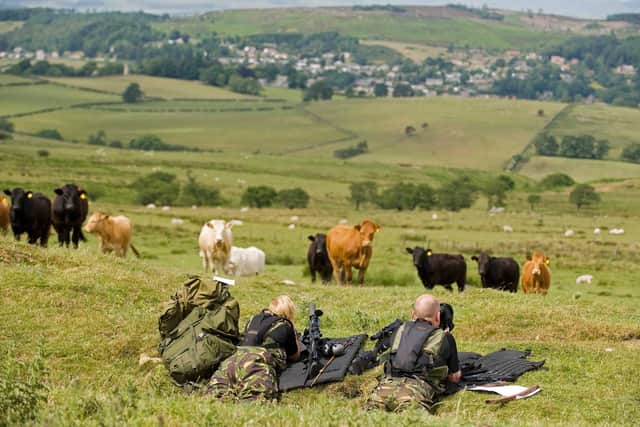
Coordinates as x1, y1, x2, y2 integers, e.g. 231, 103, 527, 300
326, 219, 380, 286
83, 212, 139, 258
0, 196, 9, 234
521, 251, 551, 295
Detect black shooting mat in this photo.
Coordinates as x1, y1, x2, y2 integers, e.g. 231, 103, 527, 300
445, 349, 546, 395
279, 334, 367, 391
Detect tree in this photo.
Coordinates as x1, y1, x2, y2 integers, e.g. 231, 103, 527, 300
437, 178, 477, 211
534, 133, 559, 156
304, 80, 333, 101
540, 173, 574, 189
278, 188, 310, 209
527, 194, 541, 211
373, 83, 388, 97
241, 186, 278, 208
349, 181, 378, 210
483, 175, 515, 208
405, 126, 416, 136
178, 172, 222, 206
36, 129, 63, 140
393, 83, 414, 97
228, 75, 261, 96
569, 184, 600, 209
621, 142, 640, 163
122, 83, 143, 103
88, 130, 107, 146
376, 182, 435, 211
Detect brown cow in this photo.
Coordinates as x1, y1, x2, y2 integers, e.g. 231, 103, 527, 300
326, 219, 380, 286
521, 252, 551, 295
0, 196, 9, 234
83, 212, 139, 258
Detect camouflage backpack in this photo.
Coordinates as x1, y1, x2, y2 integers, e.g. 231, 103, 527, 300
158, 276, 240, 384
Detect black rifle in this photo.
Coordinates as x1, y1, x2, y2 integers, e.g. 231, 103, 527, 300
348, 318, 402, 375
303, 303, 324, 381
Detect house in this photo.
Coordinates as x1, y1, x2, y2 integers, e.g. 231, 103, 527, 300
550, 55, 566, 65
616, 64, 636, 75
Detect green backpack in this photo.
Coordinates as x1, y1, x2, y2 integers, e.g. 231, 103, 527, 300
158, 276, 240, 384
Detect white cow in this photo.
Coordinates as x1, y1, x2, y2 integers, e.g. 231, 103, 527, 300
576, 274, 593, 285
226, 246, 265, 276
198, 219, 233, 274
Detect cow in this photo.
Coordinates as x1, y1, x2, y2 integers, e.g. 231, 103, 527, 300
326, 219, 380, 286
470, 252, 519, 292
198, 219, 233, 274
3, 188, 51, 246
83, 212, 139, 258
0, 196, 9, 234
225, 246, 265, 276
406, 247, 466, 292
521, 252, 551, 295
52, 183, 89, 248
307, 233, 333, 284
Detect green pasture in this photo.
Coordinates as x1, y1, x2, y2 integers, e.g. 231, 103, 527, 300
0, 73, 35, 85
305, 97, 565, 170
360, 40, 447, 63
0, 83, 119, 117
88, 99, 291, 112
158, 9, 569, 51
12, 107, 346, 152
0, 21, 23, 33
546, 103, 640, 160
45, 75, 254, 100
520, 156, 640, 182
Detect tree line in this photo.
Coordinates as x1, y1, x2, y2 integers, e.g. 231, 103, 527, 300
535, 133, 640, 164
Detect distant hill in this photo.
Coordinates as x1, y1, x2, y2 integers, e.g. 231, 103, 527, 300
2, 0, 640, 19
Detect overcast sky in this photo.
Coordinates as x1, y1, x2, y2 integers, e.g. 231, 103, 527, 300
3, 0, 640, 19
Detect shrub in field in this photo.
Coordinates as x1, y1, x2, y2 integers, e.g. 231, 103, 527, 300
436, 177, 477, 211
37, 149, 50, 157
540, 172, 575, 189
570, 184, 600, 209
177, 172, 222, 207
621, 142, 640, 163
129, 134, 194, 152
0, 347, 48, 426
304, 80, 333, 101
36, 129, 63, 140
527, 193, 541, 211
376, 182, 435, 211
133, 172, 180, 205
122, 83, 143, 103
241, 185, 278, 208
334, 141, 368, 159
278, 187, 309, 209
88, 130, 107, 146
0, 117, 14, 133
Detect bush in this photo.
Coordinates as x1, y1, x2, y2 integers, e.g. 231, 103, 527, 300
0, 347, 48, 426
88, 130, 107, 146
534, 133, 558, 156
37, 149, 49, 157
129, 134, 194, 152
228, 75, 261, 96
304, 80, 333, 101
241, 186, 278, 208
436, 177, 477, 211
621, 142, 640, 163
132, 172, 180, 205
540, 173, 575, 189
35, 129, 63, 140
177, 173, 222, 206
349, 181, 378, 210
278, 187, 310, 209
527, 194, 541, 211
0, 117, 14, 133
334, 141, 368, 159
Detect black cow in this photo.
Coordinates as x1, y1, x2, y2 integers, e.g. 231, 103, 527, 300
307, 233, 333, 284
406, 247, 466, 292
471, 252, 519, 292
3, 188, 52, 246
52, 183, 89, 248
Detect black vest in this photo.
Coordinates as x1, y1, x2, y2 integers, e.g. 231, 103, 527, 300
240, 311, 288, 348
388, 320, 438, 379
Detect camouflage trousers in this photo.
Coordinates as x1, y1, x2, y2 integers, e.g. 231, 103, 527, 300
207, 346, 279, 401
366, 376, 438, 412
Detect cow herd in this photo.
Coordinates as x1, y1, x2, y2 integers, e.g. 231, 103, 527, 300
306, 219, 551, 294
0, 188, 552, 293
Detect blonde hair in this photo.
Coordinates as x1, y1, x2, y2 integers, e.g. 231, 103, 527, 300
268, 295, 296, 322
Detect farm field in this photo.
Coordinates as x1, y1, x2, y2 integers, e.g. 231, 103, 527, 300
520, 156, 640, 182
0, 73, 34, 85
45, 75, 255, 100
546, 103, 640, 160
0, 83, 119, 117
360, 40, 447, 63
306, 97, 565, 170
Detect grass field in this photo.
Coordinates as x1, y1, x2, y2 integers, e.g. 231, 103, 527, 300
0, 73, 35, 85
306, 97, 565, 170
0, 21, 22, 33
45, 75, 255, 100
546, 103, 640, 160
158, 8, 570, 51
0, 83, 119, 117
520, 156, 640, 182
360, 40, 447, 63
